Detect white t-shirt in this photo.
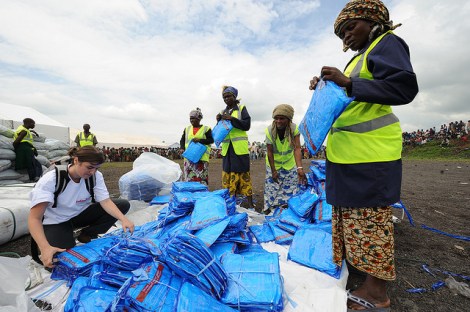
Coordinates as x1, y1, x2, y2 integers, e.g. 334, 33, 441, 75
30, 166, 110, 225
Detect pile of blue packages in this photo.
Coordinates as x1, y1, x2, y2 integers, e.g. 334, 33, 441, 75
113, 261, 183, 312
246, 159, 342, 278
221, 251, 284, 311
176, 282, 237, 312
161, 231, 228, 299
51, 237, 117, 286
188, 195, 228, 230
171, 181, 209, 193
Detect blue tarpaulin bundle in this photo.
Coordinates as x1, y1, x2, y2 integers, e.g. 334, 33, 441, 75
161, 231, 228, 299
210, 242, 238, 261
188, 195, 228, 230
119, 172, 165, 202
288, 224, 341, 279
182, 141, 208, 163
114, 261, 183, 312
51, 237, 117, 286
218, 213, 248, 239
268, 221, 294, 245
299, 79, 354, 155
176, 282, 237, 312
287, 186, 319, 219
171, 181, 209, 193
195, 218, 231, 247
221, 252, 284, 311
67, 284, 117, 312
309, 159, 326, 181
278, 207, 309, 230
249, 223, 275, 243
212, 120, 233, 148
149, 194, 171, 205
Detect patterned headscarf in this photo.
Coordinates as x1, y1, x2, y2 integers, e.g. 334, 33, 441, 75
189, 107, 203, 120
222, 86, 238, 98
334, 0, 402, 52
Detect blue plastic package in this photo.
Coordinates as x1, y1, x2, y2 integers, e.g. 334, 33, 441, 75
212, 120, 233, 148
182, 141, 208, 163
188, 195, 227, 230
249, 223, 275, 243
288, 225, 342, 279
299, 79, 354, 155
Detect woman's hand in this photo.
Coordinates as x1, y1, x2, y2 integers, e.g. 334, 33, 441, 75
120, 217, 135, 235
221, 112, 233, 121
320, 66, 352, 91
192, 138, 200, 143
216, 114, 222, 122
297, 168, 307, 185
272, 170, 279, 183
40, 245, 66, 268
309, 76, 321, 90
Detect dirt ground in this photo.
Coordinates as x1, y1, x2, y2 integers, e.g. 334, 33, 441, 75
1, 158, 469, 311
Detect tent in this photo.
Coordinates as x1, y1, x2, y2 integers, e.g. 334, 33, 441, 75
0, 102, 70, 144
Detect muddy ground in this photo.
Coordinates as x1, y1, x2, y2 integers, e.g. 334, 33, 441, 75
1, 158, 469, 311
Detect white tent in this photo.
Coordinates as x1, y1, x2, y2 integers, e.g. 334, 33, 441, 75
0, 103, 70, 144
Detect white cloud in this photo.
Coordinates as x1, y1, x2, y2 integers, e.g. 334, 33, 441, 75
0, 0, 469, 146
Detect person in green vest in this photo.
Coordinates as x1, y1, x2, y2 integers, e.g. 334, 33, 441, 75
13, 118, 42, 182
308, 0, 418, 311
217, 85, 255, 209
179, 108, 214, 185
75, 123, 97, 147
264, 104, 306, 214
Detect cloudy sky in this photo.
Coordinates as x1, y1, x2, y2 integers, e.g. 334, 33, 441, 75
1, 0, 469, 146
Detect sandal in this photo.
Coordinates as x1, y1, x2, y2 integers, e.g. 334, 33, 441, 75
347, 290, 391, 312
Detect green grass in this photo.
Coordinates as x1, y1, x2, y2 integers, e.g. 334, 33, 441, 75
402, 139, 470, 160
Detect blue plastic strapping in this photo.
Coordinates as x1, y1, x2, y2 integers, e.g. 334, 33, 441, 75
420, 224, 470, 242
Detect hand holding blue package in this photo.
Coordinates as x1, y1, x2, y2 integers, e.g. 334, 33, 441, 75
182, 141, 207, 163
299, 79, 354, 155
212, 119, 233, 148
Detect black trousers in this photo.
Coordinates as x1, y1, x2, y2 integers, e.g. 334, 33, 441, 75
31, 199, 130, 262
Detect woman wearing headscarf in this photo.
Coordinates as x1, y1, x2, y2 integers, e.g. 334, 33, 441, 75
264, 104, 306, 214
179, 108, 214, 185
309, 1, 418, 311
216, 86, 255, 209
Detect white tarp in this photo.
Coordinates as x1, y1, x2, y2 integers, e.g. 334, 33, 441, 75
0, 103, 70, 144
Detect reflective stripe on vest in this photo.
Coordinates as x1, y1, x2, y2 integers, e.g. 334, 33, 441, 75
330, 113, 399, 134
79, 132, 94, 146
221, 105, 249, 156
327, 31, 402, 164
265, 124, 298, 170
14, 125, 33, 145
185, 125, 211, 162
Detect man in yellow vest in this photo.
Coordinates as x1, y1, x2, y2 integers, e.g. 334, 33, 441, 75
217, 85, 255, 209
308, 0, 418, 311
13, 118, 42, 181
179, 108, 214, 185
75, 123, 97, 147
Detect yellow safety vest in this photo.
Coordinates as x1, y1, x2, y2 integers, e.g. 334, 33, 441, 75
265, 124, 299, 170
79, 132, 95, 146
14, 125, 33, 146
221, 105, 249, 156
327, 31, 402, 164
185, 125, 211, 162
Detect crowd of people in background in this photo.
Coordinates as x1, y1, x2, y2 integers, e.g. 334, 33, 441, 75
97, 119, 470, 164
402, 120, 470, 147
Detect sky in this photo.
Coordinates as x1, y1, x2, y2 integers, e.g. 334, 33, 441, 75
1, 0, 469, 146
